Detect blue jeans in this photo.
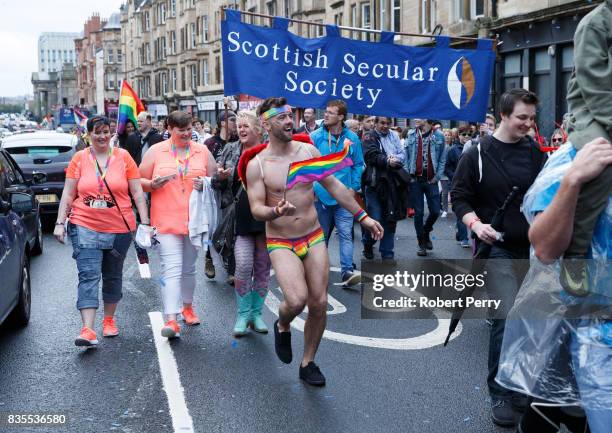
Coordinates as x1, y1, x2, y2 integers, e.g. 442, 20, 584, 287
315, 201, 354, 275
486, 245, 530, 400
456, 219, 468, 242
411, 179, 441, 237
69, 223, 132, 310
362, 188, 396, 259
570, 323, 612, 433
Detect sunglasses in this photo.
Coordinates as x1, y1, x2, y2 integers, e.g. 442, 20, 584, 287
552, 139, 563, 143
460, 133, 471, 137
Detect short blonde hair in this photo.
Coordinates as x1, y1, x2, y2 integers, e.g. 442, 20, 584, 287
237, 110, 264, 137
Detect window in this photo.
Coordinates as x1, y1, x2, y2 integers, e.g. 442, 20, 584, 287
470, 0, 484, 19
285, 0, 292, 17
180, 27, 185, 51
420, 0, 436, 33
451, 0, 463, 22
504, 53, 521, 75
138, 47, 143, 66
351, 4, 357, 38
315, 20, 324, 37
361, 2, 371, 41
171, 68, 177, 91
380, 0, 386, 31
117, 49, 123, 63
108, 73, 115, 89
392, 0, 401, 32
145, 11, 151, 31
202, 58, 209, 86
108, 49, 114, 64
155, 73, 160, 96
158, 2, 166, 24
146, 43, 151, 64
190, 23, 197, 49
202, 15, 209, 42
267, 1, 277, 17
154, 39, 159, 60
215, 55, 221, 84
161, 37, 167, 58
190, 64, 198, 88
170, 0, 176, 17
181, 66, 186, 91
170, 31, 176, 54
161, 71, 168, 94
334, 12, 343, 26
189, 0, 195, 7
534, 49, 550, 72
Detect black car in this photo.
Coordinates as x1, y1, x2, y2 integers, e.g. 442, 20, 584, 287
0, 151, 45, 327
0, 149, 44, 256
2, 131, 78, 216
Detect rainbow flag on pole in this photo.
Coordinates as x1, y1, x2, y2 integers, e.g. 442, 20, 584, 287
117, 80, 145, 134
286, 143, 353, 190
73, 108, 88, 129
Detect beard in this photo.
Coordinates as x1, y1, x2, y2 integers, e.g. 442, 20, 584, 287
271, 126, 292, 143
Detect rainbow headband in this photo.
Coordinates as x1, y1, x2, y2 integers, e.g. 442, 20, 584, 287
261, 105, 292, 121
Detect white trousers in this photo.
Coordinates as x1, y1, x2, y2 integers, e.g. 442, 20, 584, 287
157, 233, 198, 315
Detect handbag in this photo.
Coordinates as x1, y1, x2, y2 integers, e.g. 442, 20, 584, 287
212, 184, 243, 260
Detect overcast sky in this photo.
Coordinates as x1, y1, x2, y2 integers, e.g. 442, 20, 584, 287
0, 0, 125, 98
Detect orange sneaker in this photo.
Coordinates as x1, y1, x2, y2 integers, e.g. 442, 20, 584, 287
75, 326, 98, 347
102, 316, 119, 337
182, 306, 201, 326
161, 320, 181, 338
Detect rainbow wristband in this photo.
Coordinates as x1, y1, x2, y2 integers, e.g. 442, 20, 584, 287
354, 209, 368, 222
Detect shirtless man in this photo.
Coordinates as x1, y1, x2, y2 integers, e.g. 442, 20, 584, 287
245, 97, 383, 386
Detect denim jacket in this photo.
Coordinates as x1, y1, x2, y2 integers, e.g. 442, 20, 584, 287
311, 125, 364, 206
404, 128, 447, 182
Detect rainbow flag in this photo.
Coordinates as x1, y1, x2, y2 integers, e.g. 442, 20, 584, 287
286, 143, 353, 190
117, 80, 145, 134
73, 108, 88, 129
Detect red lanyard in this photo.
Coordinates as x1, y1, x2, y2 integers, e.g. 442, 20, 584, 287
89, 147, 113, 193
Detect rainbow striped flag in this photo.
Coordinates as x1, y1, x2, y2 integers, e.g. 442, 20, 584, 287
286, 143, 353, 190
117, 80, 145, 134
73, 108, 88, 129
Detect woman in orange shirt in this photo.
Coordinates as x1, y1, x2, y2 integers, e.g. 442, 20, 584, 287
140, 111, 220, 338
53, 116, 150, 347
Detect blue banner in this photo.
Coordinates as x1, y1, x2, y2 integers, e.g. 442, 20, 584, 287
222, 10, 495, 122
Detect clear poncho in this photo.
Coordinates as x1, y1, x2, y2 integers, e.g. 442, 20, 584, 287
496, 144, 612, 410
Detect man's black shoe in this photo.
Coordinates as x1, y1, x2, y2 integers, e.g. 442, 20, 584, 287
341, 271, 361, 287
299, 361, 326, 386
417, 236, 427, 256
511, 394, 528, 413
362, 245, 374, 260
274, 320, 292, 364
491, 399, 517, 427
424, 231, 433, 250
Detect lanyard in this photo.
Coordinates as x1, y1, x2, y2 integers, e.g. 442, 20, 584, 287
89, 147, 113, 193
170, 142, 191, 182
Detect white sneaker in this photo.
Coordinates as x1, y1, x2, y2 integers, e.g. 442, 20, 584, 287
441, 211, 448, 218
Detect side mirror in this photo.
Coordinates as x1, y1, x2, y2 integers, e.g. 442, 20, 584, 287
10, 192, 34, 214
32, 171, 47, 185
0, 199, 10, 215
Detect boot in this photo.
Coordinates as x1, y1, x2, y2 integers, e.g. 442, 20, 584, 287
248, 290, 269, 334
233, 291, 251, 337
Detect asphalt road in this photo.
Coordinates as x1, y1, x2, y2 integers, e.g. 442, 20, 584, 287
0, 212, 514, 433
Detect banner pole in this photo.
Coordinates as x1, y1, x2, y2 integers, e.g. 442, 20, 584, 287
221, 7, 495, 44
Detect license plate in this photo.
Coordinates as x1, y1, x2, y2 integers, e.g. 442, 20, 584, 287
37, 194, 59, 203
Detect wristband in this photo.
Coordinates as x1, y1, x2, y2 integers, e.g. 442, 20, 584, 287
354, 209, 368, 222
272, 206, 281, 218
468, 217, 481, 231
55, 222, 65, 226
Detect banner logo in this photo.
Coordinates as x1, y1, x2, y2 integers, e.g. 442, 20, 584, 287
447, 57, 476, 110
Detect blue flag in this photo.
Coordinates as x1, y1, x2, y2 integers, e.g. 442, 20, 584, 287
222, 10, 495, 122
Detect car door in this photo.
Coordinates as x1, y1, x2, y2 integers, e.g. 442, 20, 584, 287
0, 169, 21, 322
0, 151, 36, 243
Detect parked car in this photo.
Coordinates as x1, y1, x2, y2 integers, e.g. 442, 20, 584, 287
1, 131, 77, 216
0, 159, 36, 328
0, 149, 44, 256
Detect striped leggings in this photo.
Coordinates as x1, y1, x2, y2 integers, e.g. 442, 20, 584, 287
234, 234, 271, 297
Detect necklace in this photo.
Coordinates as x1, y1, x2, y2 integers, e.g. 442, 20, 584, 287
170, 141, 191, 191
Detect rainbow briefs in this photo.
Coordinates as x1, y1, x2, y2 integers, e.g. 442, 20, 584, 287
266, 227, 325, 260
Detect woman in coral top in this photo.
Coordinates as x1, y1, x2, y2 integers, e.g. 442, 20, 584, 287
53, 116, 150, 348
140, 110, 219, 338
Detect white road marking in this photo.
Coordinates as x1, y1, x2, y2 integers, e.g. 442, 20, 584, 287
148, 312, 195, 433
266, 267, 462, 350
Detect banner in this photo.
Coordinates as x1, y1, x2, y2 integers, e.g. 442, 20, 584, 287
221, 10, 495, 122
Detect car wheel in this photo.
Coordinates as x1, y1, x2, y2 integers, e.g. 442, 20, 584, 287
32, 217, 43, 256
6, 255, 31, 328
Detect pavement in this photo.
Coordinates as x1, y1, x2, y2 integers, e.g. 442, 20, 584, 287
0, 211, 516, 433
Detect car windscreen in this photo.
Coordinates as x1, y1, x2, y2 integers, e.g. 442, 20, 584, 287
6, 145, 74, 164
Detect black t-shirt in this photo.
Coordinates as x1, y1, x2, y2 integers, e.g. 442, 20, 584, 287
489, 136, 534, 195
